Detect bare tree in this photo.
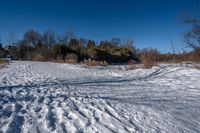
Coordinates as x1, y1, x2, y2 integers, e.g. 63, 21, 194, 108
79, 38, 88, 48
181, 0, 200, 60
0, 35, 2, 49
7, 32, 16, 46
0, 36, 2, 49
62, 31, 69, 45
184, 25, 200, 59
123, 38, 136, 54
169, 37, 176, 54
179, 0, 200, 24
123, 38, 134, 48
23, 30, 42, 60
169, 37, 181, 63
111, 38, 121, 46
63, 29, 76, 45
6, 32, 19, 59
24, 30, 42, 48
42, 30, 56, 48
57, 29, 75, 45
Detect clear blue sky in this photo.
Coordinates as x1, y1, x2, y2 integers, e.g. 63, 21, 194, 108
0, 0, 199, 52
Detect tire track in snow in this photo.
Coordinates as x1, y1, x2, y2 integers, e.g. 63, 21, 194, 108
0, 61, 200, 133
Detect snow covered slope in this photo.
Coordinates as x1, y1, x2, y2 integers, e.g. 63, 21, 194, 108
0, 61, 200, 133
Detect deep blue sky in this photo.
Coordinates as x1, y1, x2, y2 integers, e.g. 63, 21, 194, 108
0, 0, 199, 52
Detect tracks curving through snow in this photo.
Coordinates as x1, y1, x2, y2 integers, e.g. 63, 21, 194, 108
0, 61, 200, 133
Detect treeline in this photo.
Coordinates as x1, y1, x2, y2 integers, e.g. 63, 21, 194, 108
1, 30, 138, 64
0, 29, 200, 68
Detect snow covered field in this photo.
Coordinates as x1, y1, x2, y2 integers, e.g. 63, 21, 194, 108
0, 61, 200, 133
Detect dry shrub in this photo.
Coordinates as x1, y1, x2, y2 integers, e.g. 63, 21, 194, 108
65, 53, 78, 64
140, 49, 158, 69
32, 54, 45, 61
128, 59, 137, 65
0, 59, 6, 68
55, 56, 64, 62
126, 59, 138, 70
65, 59, 78, 64
0, 59, 4, 64
84, 59, 108, 66
180, 61, 193, 64
126, 64, 142, 70
141, 54, 154, 69
66, 53, 78, 60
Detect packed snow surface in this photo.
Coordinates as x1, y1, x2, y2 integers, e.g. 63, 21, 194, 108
0, 61, 200, 133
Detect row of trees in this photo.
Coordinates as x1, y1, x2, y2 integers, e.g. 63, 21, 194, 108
0, 30, 139, 64
0, 27, 199, 67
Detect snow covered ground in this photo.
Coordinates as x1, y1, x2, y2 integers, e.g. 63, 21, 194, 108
0, 61, 200, 133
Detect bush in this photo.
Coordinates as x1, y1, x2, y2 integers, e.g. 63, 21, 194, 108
0, 59, 6, 68
65, 53, 78, 64
126, 64, 142, 70
65, 59, 78, 64
32, 54, 45, 61
140, 48, 159, 69
141, 55, 154, 68
0, 59, 4, 64
66, 53, 78, 61
84, 59, 108, 66
128, 59, 137, 65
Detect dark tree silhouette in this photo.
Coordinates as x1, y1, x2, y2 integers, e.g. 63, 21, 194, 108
42, 30, 56, 48
24, 30, 42, 48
